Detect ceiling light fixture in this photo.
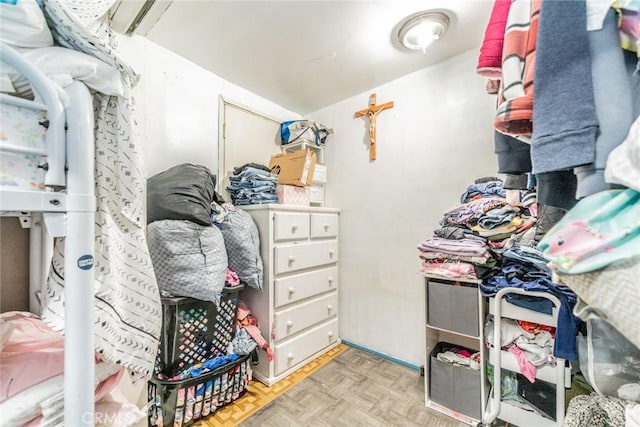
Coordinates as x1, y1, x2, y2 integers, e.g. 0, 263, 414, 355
396, 11, 450, 54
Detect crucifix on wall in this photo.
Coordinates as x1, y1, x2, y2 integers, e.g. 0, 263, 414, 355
354, 93, 394, 161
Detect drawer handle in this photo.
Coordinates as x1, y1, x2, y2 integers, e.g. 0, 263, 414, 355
328, 249, 335, 257
323, 223, 329, 230
328, 331, 334, 338
288, 256, 295, 263
288, 287, 296, 294
286, 320, 294, 328
292, 224, 298, 232
287, 353, 295, 360
328, 276, 334, 284
327, 304, 334, 311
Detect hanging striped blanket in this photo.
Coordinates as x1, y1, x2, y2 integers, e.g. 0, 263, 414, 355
494, 0, 540, 138
40, 0, 161, 377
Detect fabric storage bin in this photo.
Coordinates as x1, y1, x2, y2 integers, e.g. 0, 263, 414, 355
148, 353, 252, 427
430, 342, 481, 419
427, 279, 479, 336
276, 184, 310, 206
156, 285, 244, 377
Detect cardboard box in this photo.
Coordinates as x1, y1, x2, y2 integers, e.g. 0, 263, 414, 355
276, 184, 310, 206
269, 149, 316, 187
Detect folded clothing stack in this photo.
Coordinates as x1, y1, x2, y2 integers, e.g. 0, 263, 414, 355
226, 164, 278, 206
417, 178, 538, 282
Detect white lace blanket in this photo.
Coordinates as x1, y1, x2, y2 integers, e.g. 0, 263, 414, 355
40, 0, 161, 377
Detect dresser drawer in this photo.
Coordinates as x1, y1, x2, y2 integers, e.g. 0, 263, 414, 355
275, 318, 339, 375
274, 266, 338, 308
310, 213, 339, 238
274, 212, 310, 241
274, 241, 338, 275
274, 292, 338, 341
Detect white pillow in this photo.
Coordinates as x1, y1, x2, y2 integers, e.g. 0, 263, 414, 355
0, 0, 53, 48
17, 47, 125, 96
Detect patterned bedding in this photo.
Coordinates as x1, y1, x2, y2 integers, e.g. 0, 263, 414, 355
0, 103, 47, 190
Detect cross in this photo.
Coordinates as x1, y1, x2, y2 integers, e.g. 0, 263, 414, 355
354, 93, 394, 161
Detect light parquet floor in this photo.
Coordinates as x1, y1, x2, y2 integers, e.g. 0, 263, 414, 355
197, 344, 470, 427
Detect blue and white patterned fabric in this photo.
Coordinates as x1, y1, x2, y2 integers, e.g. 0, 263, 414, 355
40, 0, 161, 377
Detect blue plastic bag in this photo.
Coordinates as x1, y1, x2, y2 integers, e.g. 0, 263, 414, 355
280, 120, 331, 146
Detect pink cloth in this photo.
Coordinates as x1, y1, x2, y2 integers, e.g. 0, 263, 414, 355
507, 344, 537, 383
477, 0, 512, 77
237, 301, 274, 361
236, 301, 251, 321
22, 368, 126, 427
0, 311, 122, 406
0, 311, 65, 402
243, 324, 274, 361
225, 268, 240, 286
420, 260, 478, 280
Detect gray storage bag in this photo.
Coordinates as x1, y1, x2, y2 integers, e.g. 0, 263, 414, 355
147, 220, 227, 304
213, 204, 264, 291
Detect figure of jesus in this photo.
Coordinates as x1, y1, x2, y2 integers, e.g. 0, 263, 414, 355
354, 93, 394, 161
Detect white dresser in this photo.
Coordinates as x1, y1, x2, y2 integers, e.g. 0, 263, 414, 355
241, 204, 340, 385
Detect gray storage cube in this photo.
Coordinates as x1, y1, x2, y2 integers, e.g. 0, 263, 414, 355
455, 364, 482, 419
427, 279, 479, 336
430, 342, 481, 419
429, 355, 455, 410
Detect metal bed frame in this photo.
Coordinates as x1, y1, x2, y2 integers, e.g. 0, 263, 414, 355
0, 42, 96, 425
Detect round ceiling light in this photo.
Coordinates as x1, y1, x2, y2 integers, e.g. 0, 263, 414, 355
397, 11, 450, 53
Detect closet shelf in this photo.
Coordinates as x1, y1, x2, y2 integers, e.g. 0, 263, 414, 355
488, 296, 559, 327
426, 323, 481, 340
426, 399, 480, 426
488, 399, 556, 427
488, 349, 571, 385
422, 274, 482, 284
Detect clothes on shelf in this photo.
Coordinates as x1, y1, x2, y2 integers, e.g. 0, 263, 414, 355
417, 178, 537, 282
485, 317, 555, 383
481, 246, 581, 361
226, 165, 278, 206
436, 347, 481, 371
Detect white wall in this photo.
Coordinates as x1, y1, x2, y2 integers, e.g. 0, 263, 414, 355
115, 34, 301, 177
308, 48, 498, 366
116, 34, 499, 367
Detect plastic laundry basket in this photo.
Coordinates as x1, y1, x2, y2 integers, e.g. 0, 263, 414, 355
148, 353, 252, 427
155, 284, 244, 377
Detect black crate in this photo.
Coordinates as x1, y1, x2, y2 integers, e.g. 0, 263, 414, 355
156, 285, 244, 377
148, 353, 252, 427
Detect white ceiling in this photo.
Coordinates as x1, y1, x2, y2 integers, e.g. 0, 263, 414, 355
146, 1, 493, 114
